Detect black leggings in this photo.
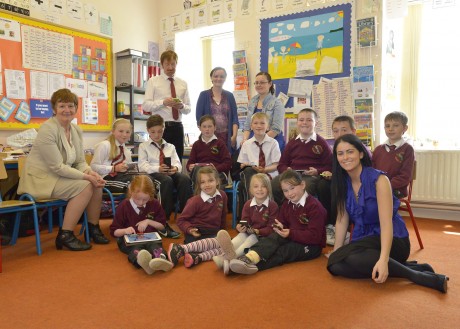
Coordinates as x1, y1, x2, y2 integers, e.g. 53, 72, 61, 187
329, 248, 445, 291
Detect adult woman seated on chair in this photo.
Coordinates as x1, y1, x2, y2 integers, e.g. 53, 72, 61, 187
327, 134, 448, 293
18, 88, 109, 251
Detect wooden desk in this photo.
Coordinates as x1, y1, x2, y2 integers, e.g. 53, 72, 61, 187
0, 158, 19, 197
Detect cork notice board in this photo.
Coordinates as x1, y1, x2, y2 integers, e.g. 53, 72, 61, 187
0, 11, 113, 131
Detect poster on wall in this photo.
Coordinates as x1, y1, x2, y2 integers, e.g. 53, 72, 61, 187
260, 3, 352, 97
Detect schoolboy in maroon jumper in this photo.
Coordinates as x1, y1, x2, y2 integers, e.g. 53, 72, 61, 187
110, 175, 173, 275
272, 108, 332, 225
186, 115, 231, 186
219, 170, 326, 275
372, 111, 415, 198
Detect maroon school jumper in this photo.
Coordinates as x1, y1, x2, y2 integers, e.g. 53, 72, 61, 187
278, 195, 327, 247
177, 190, 228, 234
240, 199, 278, 237
110, 198, 167, 237
372, 143, 414, 198
277, 135, 332, 174
186, 138, 231, 173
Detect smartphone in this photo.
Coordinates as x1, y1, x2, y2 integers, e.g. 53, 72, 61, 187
239, 220, 248, 227
164, 157, 172, 168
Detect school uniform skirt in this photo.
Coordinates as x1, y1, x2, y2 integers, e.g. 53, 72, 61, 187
51, 177, 91, 200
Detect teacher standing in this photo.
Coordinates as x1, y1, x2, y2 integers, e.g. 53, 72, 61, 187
195, 67, 239, 152
18, 88, 109, 251
142, 50, 191, 161
242, 71, 285, 151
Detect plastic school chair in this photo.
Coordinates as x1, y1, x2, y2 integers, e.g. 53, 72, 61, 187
398, 161, 424, 249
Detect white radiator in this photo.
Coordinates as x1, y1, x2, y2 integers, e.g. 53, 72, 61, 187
412, 151, 460, 206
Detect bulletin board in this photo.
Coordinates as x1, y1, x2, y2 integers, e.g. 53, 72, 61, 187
260, 3, 352, 105
0, 11, 113, 131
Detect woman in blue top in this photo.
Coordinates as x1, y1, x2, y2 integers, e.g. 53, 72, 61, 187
196, 67, 239, 152
242, 72, 285, 152
327, 134, 448, 293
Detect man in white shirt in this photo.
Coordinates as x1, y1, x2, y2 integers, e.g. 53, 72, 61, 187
142, 50, 191, 161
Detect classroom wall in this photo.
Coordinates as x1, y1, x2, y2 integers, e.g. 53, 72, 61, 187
156, 0, 384, 144
0, 0, 159, 148
0, 0, 384, 147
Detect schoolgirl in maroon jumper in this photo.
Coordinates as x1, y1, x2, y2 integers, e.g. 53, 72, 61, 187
219, 170, 327, 275
110, 175, 173, 275
167, 166, 227, 268
213, 173, 278, 274
186, 114, 231, 186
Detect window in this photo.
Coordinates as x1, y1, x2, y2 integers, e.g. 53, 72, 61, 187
175, 22, 234, 145
400, 2, 460, 149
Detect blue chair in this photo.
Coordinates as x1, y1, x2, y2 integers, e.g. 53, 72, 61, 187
224, 180, 240, 229
1, 159, 42, 271
17, 156, 90, 243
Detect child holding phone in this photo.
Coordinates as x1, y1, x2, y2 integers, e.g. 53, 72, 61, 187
138, 114, 193, 239
218, 170, 327, 275
167, 166, 228, 268
110, 175, 174, 275
91, 118, 134, 193
186, 115, 231, 186
213, 173, 278, 274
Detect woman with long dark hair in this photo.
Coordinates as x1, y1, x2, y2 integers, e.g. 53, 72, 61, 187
327, 134, 448, 293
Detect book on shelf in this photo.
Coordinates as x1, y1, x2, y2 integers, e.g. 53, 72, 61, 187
357, 17, 377, 47
124, 232, 162, 245
233, 50, 247, 64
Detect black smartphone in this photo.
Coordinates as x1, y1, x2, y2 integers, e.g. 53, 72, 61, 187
164, 157, 172, 168
239, 220, 248, 227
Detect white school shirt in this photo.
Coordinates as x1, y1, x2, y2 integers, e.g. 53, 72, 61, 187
138, 138, 182, 174
141, 73, 191, 122
383, 137, 406, 152
200, 190, 222, 203
91, 140, 133, 176
237, 134, 281, 178
295, 132, 317, 143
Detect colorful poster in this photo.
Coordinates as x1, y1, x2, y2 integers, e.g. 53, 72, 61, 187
265, 7, 347, 80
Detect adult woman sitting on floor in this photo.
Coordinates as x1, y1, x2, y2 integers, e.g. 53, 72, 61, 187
18, 88, 109, 251
327, 134, 448, 293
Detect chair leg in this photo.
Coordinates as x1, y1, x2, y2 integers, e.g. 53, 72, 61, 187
232, 181, 239, 229
78, 211, 90, 243
48, 206, 54, 233
405, 204, 424, 249
11, 212, 22, 245
32, 207, 42, 256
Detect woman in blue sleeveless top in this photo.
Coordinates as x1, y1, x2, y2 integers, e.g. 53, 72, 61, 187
327, 134, 448, 293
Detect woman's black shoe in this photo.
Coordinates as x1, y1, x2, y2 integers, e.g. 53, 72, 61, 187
423, 271, 449, 293
56, 229, 92, 251
88, 223, 110, 244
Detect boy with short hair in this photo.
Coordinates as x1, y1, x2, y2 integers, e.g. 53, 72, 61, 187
237, 112, 281, 209
331, 115, 356, 140
138, 114, 193, 238
372, 111, 415, 198
273, 108, 332, 225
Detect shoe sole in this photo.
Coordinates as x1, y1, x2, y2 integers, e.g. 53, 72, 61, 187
149, 258, 173, 272
229, 259, 258, 275
137, 250, 154, 275
167, 243, 178, 267
223, 260, 230, 275
217, 230, 236, 261
184, 253, 194, 268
